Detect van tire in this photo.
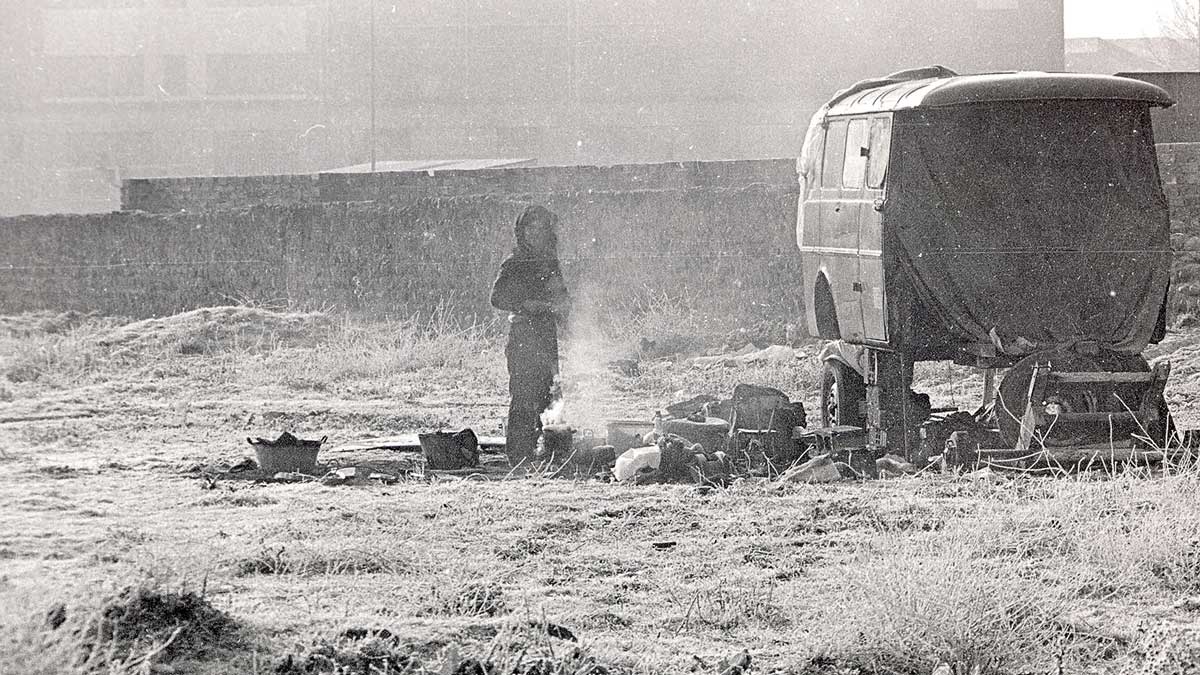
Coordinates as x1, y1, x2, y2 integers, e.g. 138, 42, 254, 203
820, 360, 865, 428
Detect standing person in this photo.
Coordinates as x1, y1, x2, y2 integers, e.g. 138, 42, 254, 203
490, 205, 571, 467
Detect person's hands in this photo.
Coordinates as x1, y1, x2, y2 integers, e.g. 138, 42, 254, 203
521, 299, 551, 314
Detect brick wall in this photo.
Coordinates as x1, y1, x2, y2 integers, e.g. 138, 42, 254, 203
5, 160, 803, 325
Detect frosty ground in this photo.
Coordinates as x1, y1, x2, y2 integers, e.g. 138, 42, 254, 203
4, 306, 1200, 674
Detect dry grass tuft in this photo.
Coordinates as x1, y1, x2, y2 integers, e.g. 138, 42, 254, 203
97, 305, 333, 355
231, 543, 410, 577
420, 577, 509, 618
666, 579, 791, 633
258, 312, 500, 390
273, 635, 419, 674
826, 527, 1064, 675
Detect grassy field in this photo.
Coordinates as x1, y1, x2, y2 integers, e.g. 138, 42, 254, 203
4, 307, 1200, 674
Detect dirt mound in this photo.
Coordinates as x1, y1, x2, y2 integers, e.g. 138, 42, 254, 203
0, 310, 100, 337
75, 585, 244, 667
99, 306, 333, 355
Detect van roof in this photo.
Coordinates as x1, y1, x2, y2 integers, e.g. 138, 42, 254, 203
822, 70, 1175, 117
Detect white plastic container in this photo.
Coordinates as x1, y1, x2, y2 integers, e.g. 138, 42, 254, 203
613, 445, 662, 482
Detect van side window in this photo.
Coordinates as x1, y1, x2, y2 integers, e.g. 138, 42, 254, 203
842, 119, 869, 189
821, 121, 848, 188
867, 117, 892, 189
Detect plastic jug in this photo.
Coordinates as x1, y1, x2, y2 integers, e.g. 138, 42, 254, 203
613, 445, 662, 482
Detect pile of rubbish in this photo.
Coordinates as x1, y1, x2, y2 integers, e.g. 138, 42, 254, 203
217, 382, 902, 487
547, 383, 812, 485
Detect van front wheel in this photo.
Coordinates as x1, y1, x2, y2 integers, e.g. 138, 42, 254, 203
820, 360, 865, 428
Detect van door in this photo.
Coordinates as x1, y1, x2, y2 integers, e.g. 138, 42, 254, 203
818, 118, 866, 342
860, 115, 891, 342
838, 117, 870, 341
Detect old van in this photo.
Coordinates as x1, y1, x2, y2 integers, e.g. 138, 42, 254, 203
797, 67, 1176, 460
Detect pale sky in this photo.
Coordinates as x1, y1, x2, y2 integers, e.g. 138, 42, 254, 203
1064, 0, 1180, 39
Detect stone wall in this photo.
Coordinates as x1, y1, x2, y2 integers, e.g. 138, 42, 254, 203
4, 160, 803, 325
10, 145, 1200, 326
1156, 143, 1200, 318
120, 161, 796, 213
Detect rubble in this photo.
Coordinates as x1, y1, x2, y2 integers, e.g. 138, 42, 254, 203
777, 454, 842, 484
875, 454, 917, 477
689, 344, 797, 368
320, 467, 399, 486
613, 446, 661, 482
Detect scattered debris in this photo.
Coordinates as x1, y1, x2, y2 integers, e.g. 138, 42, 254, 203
778, 454, 842, 484
319, 467, 398, 486
690, 344, 797, 368
661, 416, 730, 457
559, 444, 617, 475
718, 650, 752, 675
228, 457, 258, 473
338, 627, 395, 641
613, 446, 661, 482
875, 454, 917, 477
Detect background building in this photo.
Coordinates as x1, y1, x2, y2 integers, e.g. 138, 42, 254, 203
2, 0, 1065, 215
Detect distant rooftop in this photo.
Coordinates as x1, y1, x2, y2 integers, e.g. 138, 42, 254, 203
1066, 37, 1198, 73
321, 159, 537, 174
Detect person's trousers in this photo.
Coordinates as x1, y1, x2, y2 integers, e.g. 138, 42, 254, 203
505, 316, 559, 466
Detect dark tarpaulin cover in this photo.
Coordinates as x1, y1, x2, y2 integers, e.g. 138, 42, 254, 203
888, 101, 1171, 355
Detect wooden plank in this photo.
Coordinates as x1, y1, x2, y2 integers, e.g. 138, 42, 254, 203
970, 443, 1197, 469
1049, 411, 1140, 423
1015, 363, 1049, 456
329, 434, 507, 453
1050, 372, 1154, 384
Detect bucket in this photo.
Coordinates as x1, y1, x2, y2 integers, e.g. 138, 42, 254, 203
248, 434, 325, 474
419, 428, 480, 470
541, 424, 575, 459
605, 419, 655, 454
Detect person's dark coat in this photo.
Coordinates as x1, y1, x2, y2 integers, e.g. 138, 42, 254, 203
491, 206, 570, 465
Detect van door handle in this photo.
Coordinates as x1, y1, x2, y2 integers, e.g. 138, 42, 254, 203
852, 282, 864, 292
873, 198, 885, 212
